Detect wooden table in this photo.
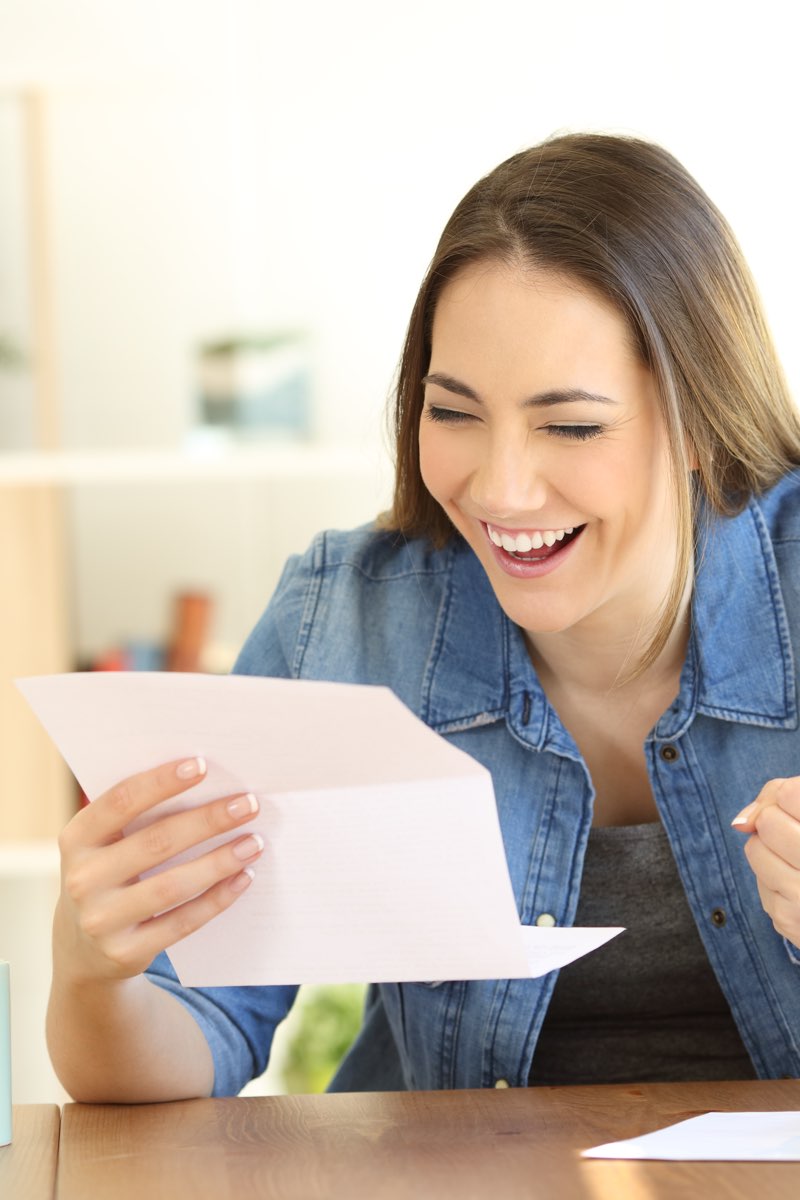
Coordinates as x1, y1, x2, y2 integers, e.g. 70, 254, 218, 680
55, 1079, 800, 1200
0, 1105, 60, 1199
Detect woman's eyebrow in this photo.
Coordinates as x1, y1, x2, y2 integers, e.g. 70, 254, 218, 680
422, 372, 479, 401
422, 372, 617, 408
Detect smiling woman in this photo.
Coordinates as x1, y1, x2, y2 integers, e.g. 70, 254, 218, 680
387, 134, 800, 677
417, 262, 677, 656
47, 132, 800, 1104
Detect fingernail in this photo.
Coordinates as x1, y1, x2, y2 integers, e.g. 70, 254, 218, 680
732, 801, 757, 827
233, 833, 264, 861
230, 867, 255, 894
177, 757, 207, 780
226, 793, 259, 819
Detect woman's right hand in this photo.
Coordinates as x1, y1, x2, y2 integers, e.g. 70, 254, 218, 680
54, 756, 264, 984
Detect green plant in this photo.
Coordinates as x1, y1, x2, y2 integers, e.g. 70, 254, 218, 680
0, 335, 23, 368
282, 984, 366, 1094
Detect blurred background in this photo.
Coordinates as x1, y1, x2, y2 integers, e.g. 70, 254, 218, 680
1, 0, 797, 1101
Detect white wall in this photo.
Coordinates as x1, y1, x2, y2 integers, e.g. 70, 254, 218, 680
2, 0, 798, 451
0, 97, 35, 446
3, 0, 797, 661
0, 846, 67, 1105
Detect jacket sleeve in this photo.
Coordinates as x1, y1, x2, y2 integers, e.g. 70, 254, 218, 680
144, 542, 320, 1094
234, 539, 322, 681
146, 953, 299, 1096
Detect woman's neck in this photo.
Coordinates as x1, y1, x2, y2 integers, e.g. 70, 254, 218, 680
525, 589, 693, 701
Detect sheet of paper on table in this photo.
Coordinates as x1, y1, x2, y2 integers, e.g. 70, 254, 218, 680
17, 672, 622, 987
583, 1111, 800, 1160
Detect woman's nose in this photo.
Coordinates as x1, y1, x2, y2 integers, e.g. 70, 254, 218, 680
468, 435, 548, 520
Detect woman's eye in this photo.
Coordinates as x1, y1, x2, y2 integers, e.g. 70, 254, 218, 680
547, 424, 603, 441
424, 405, 476, 425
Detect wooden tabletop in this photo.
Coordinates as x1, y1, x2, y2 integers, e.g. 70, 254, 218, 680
54, 1078, 800, 1200
0, 1105, 60, 1200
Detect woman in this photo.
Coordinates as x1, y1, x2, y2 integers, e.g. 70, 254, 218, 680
48, 134, 800, 1101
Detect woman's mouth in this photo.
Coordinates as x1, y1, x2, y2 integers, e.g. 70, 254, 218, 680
485, 522, 585, 560
480, 520, 586, 579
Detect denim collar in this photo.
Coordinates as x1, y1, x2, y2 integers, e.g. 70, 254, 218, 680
422, 497, 797, 745
669, 498, 797, 735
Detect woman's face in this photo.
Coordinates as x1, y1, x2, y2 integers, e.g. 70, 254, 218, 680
418, 260, 679, 647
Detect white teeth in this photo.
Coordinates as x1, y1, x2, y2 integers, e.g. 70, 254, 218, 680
487, 524, 577, 554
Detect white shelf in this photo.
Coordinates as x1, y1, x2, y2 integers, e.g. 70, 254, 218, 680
0, 442, 383, 487
0, 840, 59, 876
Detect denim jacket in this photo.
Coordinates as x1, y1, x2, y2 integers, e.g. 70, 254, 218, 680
149, 471, 800, 1093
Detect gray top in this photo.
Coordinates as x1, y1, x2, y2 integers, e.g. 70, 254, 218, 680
529, 821, 756, 1085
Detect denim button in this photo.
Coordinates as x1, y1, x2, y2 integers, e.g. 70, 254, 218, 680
660, 744, 679, 762
535, 913, 557, 928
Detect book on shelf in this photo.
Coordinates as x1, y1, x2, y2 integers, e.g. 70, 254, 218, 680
76, 591, 214, 808
165, 591, 213, 673
82, 590, 214, 675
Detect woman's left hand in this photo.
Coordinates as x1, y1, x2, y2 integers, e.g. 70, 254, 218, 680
733, 777, 800, 949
